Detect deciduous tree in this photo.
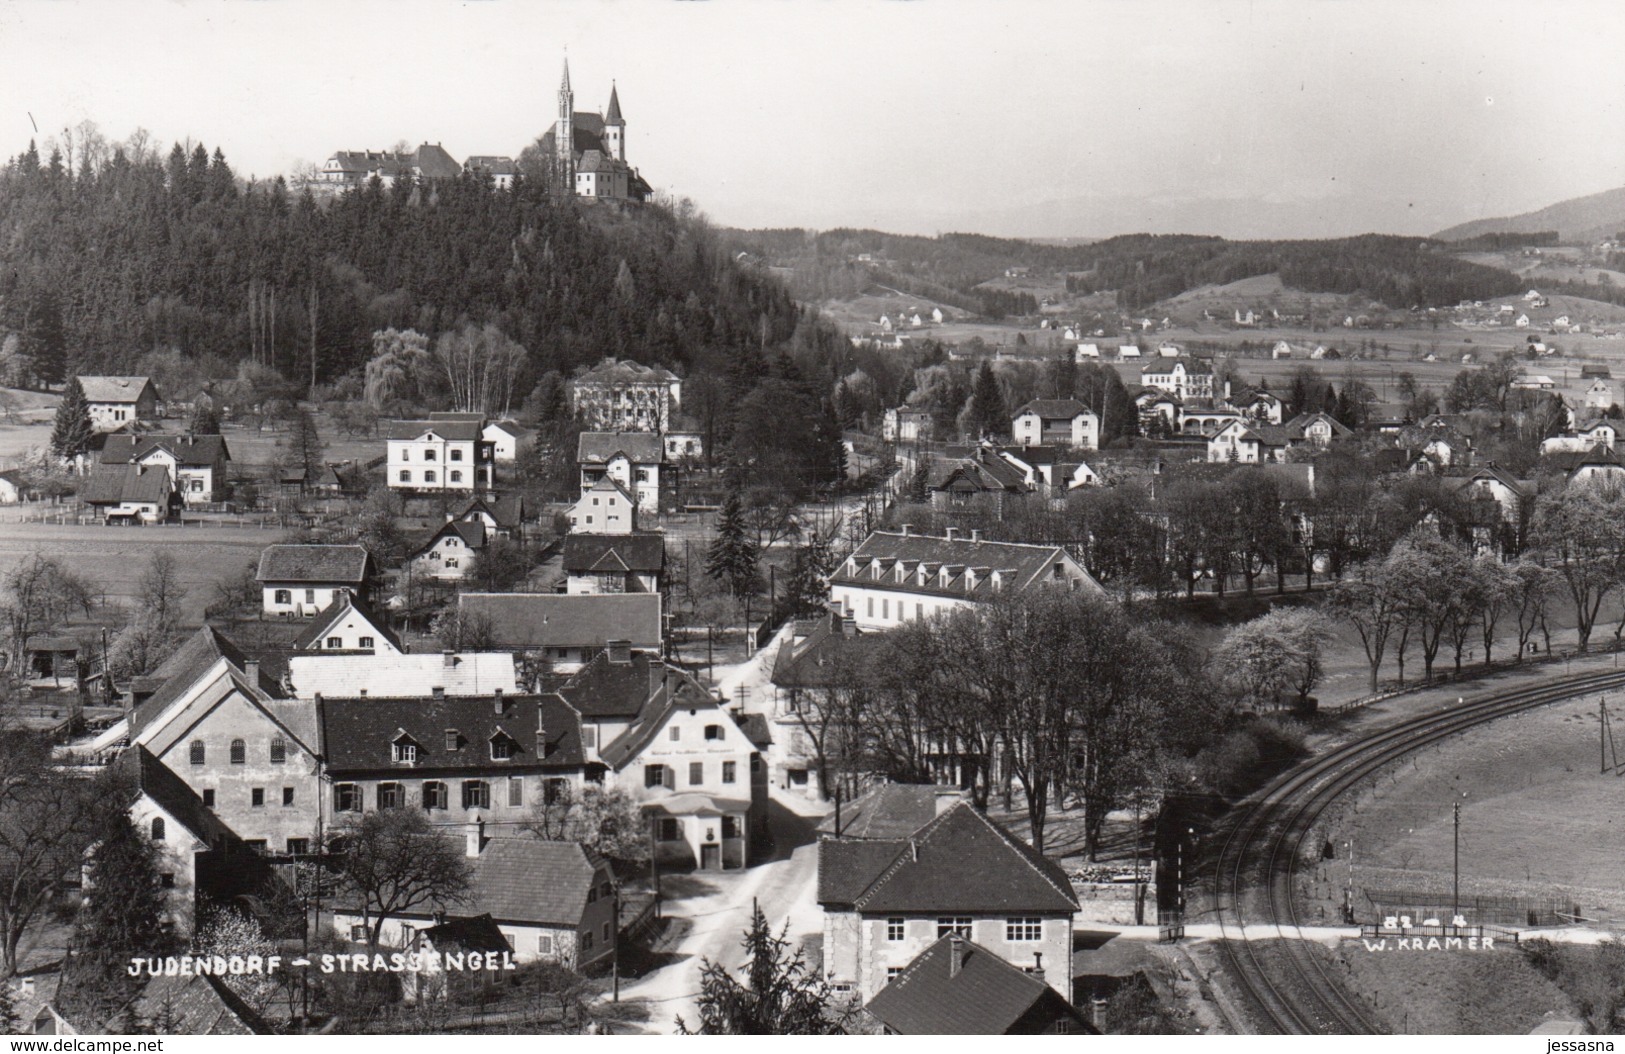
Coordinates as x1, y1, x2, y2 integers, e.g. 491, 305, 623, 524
333, 808, 473, 950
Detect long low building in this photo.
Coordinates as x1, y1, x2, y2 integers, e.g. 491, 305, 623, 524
829, 528, 1101, 631
457, 592, 663, 672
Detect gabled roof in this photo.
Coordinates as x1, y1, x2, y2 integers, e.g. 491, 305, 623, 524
865, 937, 1086, 1036
1012, 399, 1091, 421
928, 451, 1029, 494
483, 419, 532, 439
562, 533, 666, 575
129, 972, 271, 1035
596, 666, 722, 770
410, 143, 461, 179
288, 652, 517, 700
457, 592, 662, 651
770, 617, 881, 691
79, 463, 174, 506
255, 544, 372, 585
1549, 443, 1625, 472
570, 358, 679, 386
817, 802, 1077, 914
577, 432, 664, 465
290, 591, 403, 653
319, 693, 583, 775
78, 375, 156, 404
412, 518, 487, 558
100, 434, 230, 467
386, 420, 484, 442
815, 783, 954, 839
556, 650, 666, 719
421, 913, 511, 954
124, 626, 282, 739
115, 746, 240, 851
456, 494, 526, 530
831, 531, 1100, 602
1282, 412, 1355, 440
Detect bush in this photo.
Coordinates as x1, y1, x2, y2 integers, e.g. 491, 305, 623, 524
1193, 717, 1310, 799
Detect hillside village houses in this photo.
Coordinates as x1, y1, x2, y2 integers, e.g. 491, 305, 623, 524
256, 544, 376, 617
578, 431, 666, 515
78, 375, 160, 432
1010, 399, 1098, 450
99, 434, 232, 507
386, 416, 497, 494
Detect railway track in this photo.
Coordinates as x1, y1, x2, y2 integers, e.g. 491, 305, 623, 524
1207, 668, 1625, 1034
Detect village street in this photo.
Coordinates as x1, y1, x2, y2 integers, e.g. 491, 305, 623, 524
611, 788, 830, 1034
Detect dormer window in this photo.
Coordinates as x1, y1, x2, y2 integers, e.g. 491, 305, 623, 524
393, 735, 419, 765
490, 734, 514, 761
445, 730, 460, 752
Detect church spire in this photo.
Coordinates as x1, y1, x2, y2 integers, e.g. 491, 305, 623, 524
560, 54, 571, 92
605, 82, 623, 123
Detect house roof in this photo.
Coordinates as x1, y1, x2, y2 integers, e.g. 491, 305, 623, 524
817, 838, 916, 906
422, 913, 512, 954
99, 433, 230, 467
817, 802, 1078, 914
455, 495, 526, 530
255, 544, 372, 585
1548, 443, 1625, 473
484, 419, 532, 439
1012, 399, 1091, 421
318, 692, 583, 775
78, 375, 156, 404
410, 143, 461, 179
815, 783, 955, 840
928, 452, 1029, 494
830, 531, 1100, 603
865, 937, 1085, 1036
385, 420, 484, 442
562, 533, 666, 575
770, 617, 881, 691
290, 591, 404, 653
595, 667, 722, 770
79, 463, 174, 506
115, 745, 240, 851
1282, 412, 1355, 439
555, 650, 667, 719
464, 156, 517, 178
288, 652, 517, 700
412, 519, 487, 559
128, 972, 271, 1035
1444, 465, 1531, 499
577, 432, 664, 465
124, 626, 284, 739
571, 358, 679, 386
457, 592, 663, 651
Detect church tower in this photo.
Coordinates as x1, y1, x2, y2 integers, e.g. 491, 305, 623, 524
556, 56, 575, 189
604, 82, 626, 163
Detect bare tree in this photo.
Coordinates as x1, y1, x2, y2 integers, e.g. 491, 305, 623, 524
432, 323, 526, 416
333, 809, 473, 949
0, 553, 94, 672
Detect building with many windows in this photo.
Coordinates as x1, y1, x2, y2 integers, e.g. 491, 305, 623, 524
386, 419, 495, 494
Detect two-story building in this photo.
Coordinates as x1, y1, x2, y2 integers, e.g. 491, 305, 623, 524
1009, 400, 1098, 450
568, 477, 640, 534
99, 434, 231, 507
256, 545, 375, 617
79, 375, 159, 433
567, 359, 682, 433
882, 408, 936, 444
562, 533, 665, 595
450, 495, 528, 541
578, 432, 665, 515
291, 592, 403, 655
818, 803, 1078, 1002
408, 520, 488, 582
387, 420, 495, 494
1139, 359, 1213, 402
829, 528, 1102, 632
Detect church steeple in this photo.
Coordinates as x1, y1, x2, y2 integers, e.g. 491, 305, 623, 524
556, 54, 575, 189
605, 82, 623, 123
604, 81, 626, 163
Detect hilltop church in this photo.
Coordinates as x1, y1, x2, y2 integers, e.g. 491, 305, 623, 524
538, 58, 653, 202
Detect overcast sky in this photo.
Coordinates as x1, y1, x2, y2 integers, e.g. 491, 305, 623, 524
2, 0, 1622, 240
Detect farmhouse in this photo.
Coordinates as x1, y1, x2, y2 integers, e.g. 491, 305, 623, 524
79, 375, 159, 433
829, 528, 1101, 632
101, 434, 231, 507
255, 544, 375, 617
79, 463, 180, 524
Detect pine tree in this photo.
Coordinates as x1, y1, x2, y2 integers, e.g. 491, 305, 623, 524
782, 533, 835, 617
0, 980, 18, 1035
283, 409, 325, 479
49, 377, 94, 462
706, 488, 759, 597
967, 360, 1007, 440
677, 904, 848, 1034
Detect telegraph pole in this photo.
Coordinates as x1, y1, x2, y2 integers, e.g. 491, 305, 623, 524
1453, 794, 1466, 918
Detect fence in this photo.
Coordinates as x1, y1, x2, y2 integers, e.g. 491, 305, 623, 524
1365, 889, 1591, 929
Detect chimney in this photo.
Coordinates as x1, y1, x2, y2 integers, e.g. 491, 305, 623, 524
934, 786, 964, 815
1091, 997, 1109, 1033
910, 839, 919, 863
900, 523, 911, 538
443, 649, 457, 669
244, 660, 259, 685
493, 687, 504, 715
432, 686, 446, 701
465, 817, 486, 858
944, 527, 958, 542
970, 529, 981, 544
948, 935, 965, 978
536, 700, 547, 757
607, 639, 631, 665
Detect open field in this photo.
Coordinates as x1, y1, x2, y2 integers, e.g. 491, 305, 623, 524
0, 521, 284, 622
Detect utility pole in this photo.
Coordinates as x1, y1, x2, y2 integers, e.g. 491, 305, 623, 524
1453, 794, 1465, 919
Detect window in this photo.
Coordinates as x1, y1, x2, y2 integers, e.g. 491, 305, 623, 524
161, 873, 176, 890
335, 784, 362, 813
326, 636, 342, 649
150, 818, 166, 841
202, 789, 215, 808
189, 740, 205, 766
251, 788, 265, 808
688, 761, 703, 786
507, 776, 523, 808
451, 449, 463, 461
581, 726, 597, 749
882, 599, 889, 619
1053, 562, 1065, 580
350, 924, 368, 943
424, 448, 436, 461
423, 781, 448, 810
490, 736, 513, 761
602, 921, 611, 942
305, 589, 316, 604
644, 764, 666, 789
287, 838, 309, 856
1006, 917, 1043, 942
270, 737, 287, 764
886, 918, 905, 942
378, 783, 403, 809
669, 726, 681, 742
359, 635, 375, 649
424, 470, 437, 484
399, 470, 411, 483
230, 739, 246, 765
544, 778, 569, 805
581, 932, 594, 953
462, 780, 490, 810
445, 730, 460, 752
937, 917, 972, 939
275, 589, 292, 605
722, 761, 737, 784
658, 818, 683, 842
867, 597, 874, 618
283, 787, 295, 807
450, 470, 462, 483
537, 933, 555, 957
722, 815, 741, 839
886, 967, 904, 982
394, 739, 418, 765
704, 725, 723, 741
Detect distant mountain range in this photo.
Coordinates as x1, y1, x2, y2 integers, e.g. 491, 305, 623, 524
1433, 185, 1625, 244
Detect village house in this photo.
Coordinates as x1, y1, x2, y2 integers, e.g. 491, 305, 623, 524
480, 420, 533, 462
1442, 466, 1532, 554
1140, 359, 1213, 402
567, 358, 682, 433
568, 477, 639, 533
256, 544, 376, 617
817, 802, 1078, 1001
408, 519, 489, 582
1207, 420, 1280, 464
329, 830, 616, 970
286, 651, 518, 700
1010, 399, 1098, 450
882, 407, 935, 444
864, 935, 1091, 1035
1540, 419, 1618, 456
463, 155, 517, 189
829, 528, 1102, 632
79, 463, 180, 524
766, 611, 881, 798
319, 692, 587, 827
78, 375, 160, 433
319, 143, 461, 187
1242, 391, 1285, 424
927, 449, 1033, 518
457, 592, 664, 673
663, 427, 704, 462
1584, 379, 1618, 411
1548, 444, 1625, 487
386, 419, 495, 494
100, 434, 231, 507
291, 592, 403, 655
0, 469, 40, 504
1135, 388, 1182, 430
578, 432, 665, 515
563, 532, 665, 595
449, 494, 528, 541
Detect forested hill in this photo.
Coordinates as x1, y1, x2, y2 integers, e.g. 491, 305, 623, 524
726, 227, 1525, 312
0, 139, 808, 391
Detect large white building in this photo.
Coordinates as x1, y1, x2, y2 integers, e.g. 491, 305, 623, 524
386, 419, 495, 494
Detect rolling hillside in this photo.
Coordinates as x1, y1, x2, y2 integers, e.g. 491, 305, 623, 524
1433, 185, 1625, 244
